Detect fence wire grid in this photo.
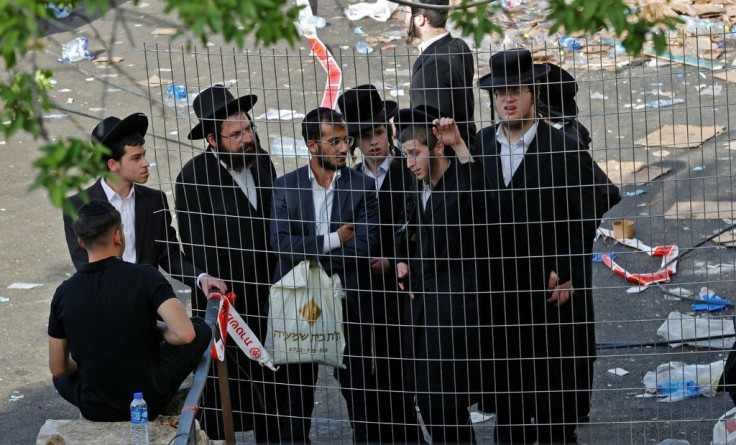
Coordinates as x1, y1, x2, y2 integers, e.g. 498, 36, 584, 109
139, 32, 736, 444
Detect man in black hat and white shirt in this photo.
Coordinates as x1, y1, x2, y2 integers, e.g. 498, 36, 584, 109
62, 113, 226, 294
404, 0, 476, 148
476, 49, 598, 444
175, 85, 279, 441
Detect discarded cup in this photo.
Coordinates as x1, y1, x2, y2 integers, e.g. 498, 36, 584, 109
60, 37, 94, 63
355, 41, 374, 54
612, 219, 634, 239
166, 84, 188, 99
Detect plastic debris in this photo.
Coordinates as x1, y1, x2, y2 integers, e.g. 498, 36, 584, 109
692, 287, 733, 312
166, 84, 188, 99
713, 407, 736, 445
59, 37, 94, 63
693, 165, 706, 171
307, 15, 326, 28
354, 26, 366, 36
645, 98, 685, 109
590, 92, 608, 100
624, 189, 646, 197
558, 35, 581, 51
47, 2, 71, 19
657, 311, 735, 349
254, 109, 306, 121
0, 296, 8, 302
642, 360, 724, 402
470, 411, 493, 423
355, 41, 374, 54
699, 85, 723, 96
592, 253, 615, 263
42, 114, 69, 119
270, 137, 310, 158
608, 367, 629, 376
344, 0, 398, 22
8, 282, 43, 289
9, 392, 24, 402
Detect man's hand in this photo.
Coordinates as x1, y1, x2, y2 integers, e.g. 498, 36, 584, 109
547, 270, 573, 306
370, 257, 391, 276
337, 223, 355, 245
200, 274, 228, 296
432, 117, 473, 163
396, 262, 415, 300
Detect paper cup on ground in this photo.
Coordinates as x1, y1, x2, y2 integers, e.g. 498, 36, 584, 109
613, 219, 634, 239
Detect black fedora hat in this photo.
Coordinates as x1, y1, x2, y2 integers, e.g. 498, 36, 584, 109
478, 49, 549, 90
537, 63, 578, 119
336, 85, 398, 135
91, 113, 148, 148
188, 85, 257, 140
394, 104, 443, 135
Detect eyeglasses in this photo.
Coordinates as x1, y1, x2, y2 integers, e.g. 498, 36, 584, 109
317, 136, 355, 147
220, 124, 256, 141
493, 89, 532, 100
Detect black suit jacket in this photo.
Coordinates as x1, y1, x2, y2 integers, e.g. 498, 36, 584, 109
410, 33, 476, 148
63, 179, 202, 291
270, 165, 379, 322
175, 149, 276, 317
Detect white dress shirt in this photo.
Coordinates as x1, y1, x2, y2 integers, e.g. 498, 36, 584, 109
496, 122, 539, 186
101, 178, 137, 263
362, 157, 391, 194
419, 31, 450, 53
217, 156, 259, 210
308, 167, 343, 254
421, 181, 432, 212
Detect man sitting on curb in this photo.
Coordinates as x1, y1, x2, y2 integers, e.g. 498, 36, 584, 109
49, 199, 212, 421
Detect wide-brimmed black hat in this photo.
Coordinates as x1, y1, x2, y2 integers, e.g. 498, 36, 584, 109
478, 49, 549, 90
537, 63, 578, 119
336, 85, 398, 135
394, 105, 443, 134
91, 113, 148, 148
188, 85, 257, 140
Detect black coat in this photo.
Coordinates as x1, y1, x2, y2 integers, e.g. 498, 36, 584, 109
410, 33, 476, 148
270, 165, 380, 322
63, 179, 202, 291
175, 149, 276, 317
476, 122, 598, 424
398, 160, 489, 408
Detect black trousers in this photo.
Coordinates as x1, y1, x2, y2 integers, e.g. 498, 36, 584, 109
53, 317, 212, 421
278, 305, 379, 443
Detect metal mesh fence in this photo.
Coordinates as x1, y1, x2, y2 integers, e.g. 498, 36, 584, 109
141, 29, 736, 444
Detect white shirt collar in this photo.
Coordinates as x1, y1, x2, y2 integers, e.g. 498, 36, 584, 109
419, 31, 449, 53
100, 177, 135, 201
496, 122, 539, 148
362, 157, 391, 190
308, 165, 342, 187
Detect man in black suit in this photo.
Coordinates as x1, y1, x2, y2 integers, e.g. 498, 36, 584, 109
175, 86, 279, 442
476, 49, 598, 444
62, 113, 226, 294
404, 0, 476, 148
394, 105, 487, 443
336, 85, 422, 443
270, 107, 380, 442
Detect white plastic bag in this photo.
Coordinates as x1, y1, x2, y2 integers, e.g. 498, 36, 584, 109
642, 360, 724, 402
713, 407, 736, 445
266, 260, 346, 368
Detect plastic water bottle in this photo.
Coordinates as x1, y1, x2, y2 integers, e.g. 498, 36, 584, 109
166, 84, 187, 99
130, 393, 149, 445
559, 35, 581, 51
60, 37, 94, 63
355, 41, 374, 54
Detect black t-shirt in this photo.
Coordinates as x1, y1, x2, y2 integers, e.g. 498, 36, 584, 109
48, 256, 175, 421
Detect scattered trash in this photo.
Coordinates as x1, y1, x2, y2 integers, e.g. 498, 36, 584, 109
355, 41, 374, 54
92, 56, 124, 65
713, 407, 736, 445
47, 2, 71, 19
9, 392, 24, 402
612, 219, 634, 239
608, 368, 629, 376
353, 26, 366, 36
0, 296, 8, 303
651, 150, 670, 158
592, 253, 615, 263
693, 165, 706, 171
254, 109, 306, 121
137, 75, 172, 87
270, 137, 310, 158
636, 124, 725, 149
657, 311, 735, 349
41, 114, 68, 119
307, 15, 327, 28
166, 84, 188, 99
590, 92, 608, 100
692, 287, 733, 312
151, 28, 178, 36
8, 283, 43, 289
344, 0, 398, 22
624, 189, 646, 197
389, 89, 404, 97
558, 35, 582, 51
645, 98, 685, 109
642, 360, 724, 402
660, 286, 694, 301
59, 37, 94, 63
381, 44, 397, 51
699, 85, 723, 96
643, 49, 724, 71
